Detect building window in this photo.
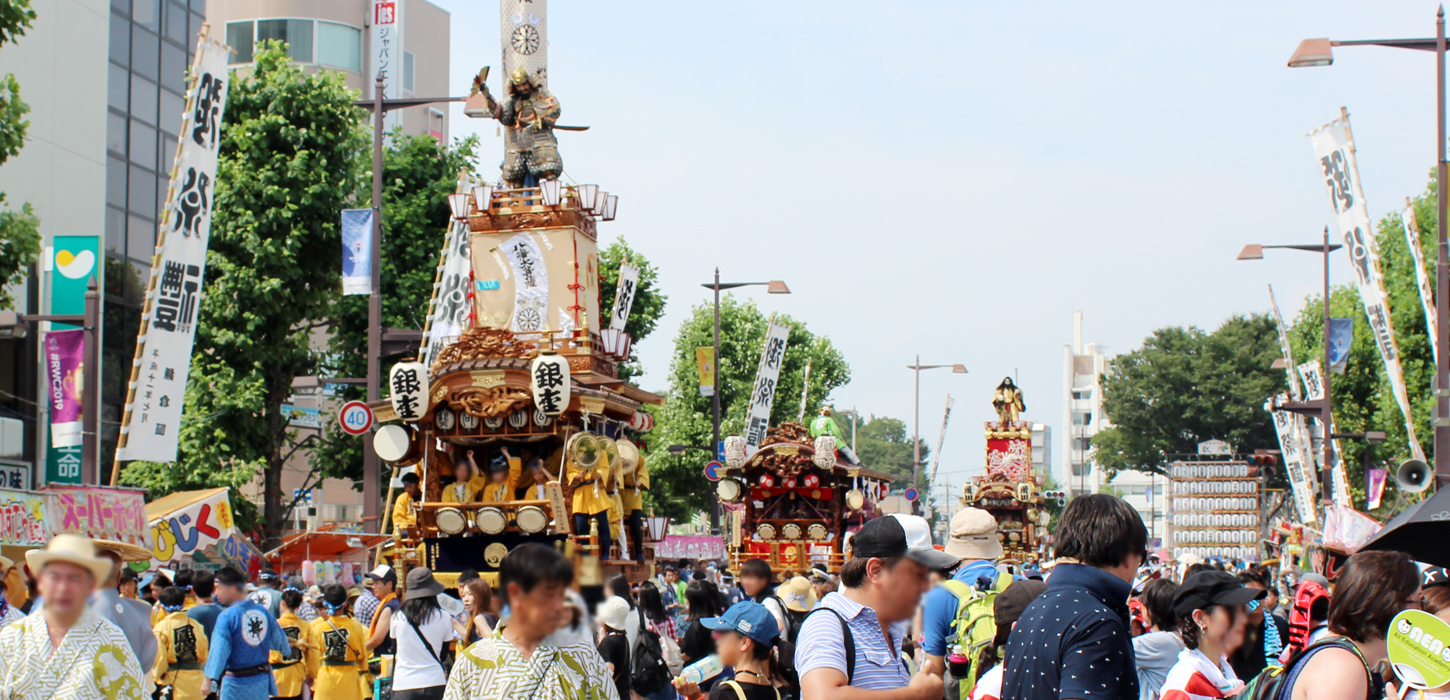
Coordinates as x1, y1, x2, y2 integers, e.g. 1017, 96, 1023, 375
1072, 462, 1091, 477
257, 19, 313, 63
1073, 412, 1093, 426
402, 50, 415, 93
1072, 390, 1092, 400
317, 21, 361, 71
1075, 437, 1092, 451
226, 21, 253, 63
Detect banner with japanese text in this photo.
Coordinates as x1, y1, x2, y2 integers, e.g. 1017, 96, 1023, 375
744, 320, 790, 454
115, 28, 230, 463
609, 262, 640, 330
1298, 360, 1353, 508
1310, 114, 1426, 463
43, 328, 84, 449
1402, 203, 1438, 361
1268, 394, 1319, 524
41, 485, 151, 549
0, 489, 48, 546
371, 0, 404, 134
421, 220, 473, 368
148, 487, 260, 574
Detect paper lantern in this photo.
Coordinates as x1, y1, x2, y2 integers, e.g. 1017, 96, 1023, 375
813, 436, 837, 468
388, 361, 428, 422
724, 436, 747, 469
530, 352, 571, 416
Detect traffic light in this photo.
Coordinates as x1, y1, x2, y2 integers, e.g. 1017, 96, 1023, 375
1041, 490, 1067, 506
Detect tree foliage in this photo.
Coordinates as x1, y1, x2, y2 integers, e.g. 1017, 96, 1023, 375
833, 414, 926, 484
598, 237, 667, 382
0, 0, 37, 311
647, 297, 850, 518
121, 43, 368, 544
1093, 314, 1285, 477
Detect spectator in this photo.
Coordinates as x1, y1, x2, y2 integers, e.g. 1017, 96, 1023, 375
1001, 493, 1147, 700
809, 567, 836, 603
608, 573, 644, 653
443, 543, 618, 700
90, 544, 158, 671
740, 558, 789, 634
797, 514, 955, 700
1132, 578, 1182, 700
598, 596, 633, 700
174, 569, 196, 608
640, 583, 684, 678
250, 568, 283, 617
678, 601, 786, 700
187, 569, 224, 638
355, 573, 382, 638
118, 567, 140, 600
271, 588, 310, 700
921, 507, 997, 699
366, 564, 402, 656
776, 576, 817, 643
969, 580, 1048, 700
1412, 585, 1450, 699
391, 567, 453, 700
1228, 569, 1273, 679
1278, 550, 1420, 700
454, 577, 496, 645
1159, 571, 1264, 699
284, 575, 318, 622
681, 581, 726, 689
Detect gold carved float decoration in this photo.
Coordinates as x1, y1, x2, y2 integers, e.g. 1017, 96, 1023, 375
432, 327, 532, 369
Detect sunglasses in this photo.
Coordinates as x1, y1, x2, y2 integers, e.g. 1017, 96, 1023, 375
1246, 599, 1261, 612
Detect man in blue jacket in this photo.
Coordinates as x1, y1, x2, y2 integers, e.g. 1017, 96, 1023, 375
203, 566, 290, 700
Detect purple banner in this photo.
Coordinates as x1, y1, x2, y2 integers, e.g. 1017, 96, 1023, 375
1367, 467, 1388, 510
44, 329, 84, 448
655, 535, 727, 561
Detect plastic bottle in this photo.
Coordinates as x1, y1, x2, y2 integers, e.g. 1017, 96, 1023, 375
675, 655, 725, 686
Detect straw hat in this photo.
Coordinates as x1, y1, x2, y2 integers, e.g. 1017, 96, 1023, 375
92, 539, 154, 563
26, 534, 112, 582
778, 575, 817, 613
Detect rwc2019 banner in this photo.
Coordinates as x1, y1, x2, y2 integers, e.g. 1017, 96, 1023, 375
1310, 112, 1426, 464
115, 27, 230, 464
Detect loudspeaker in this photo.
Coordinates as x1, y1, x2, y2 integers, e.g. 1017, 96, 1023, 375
1397, 459, 1432, 494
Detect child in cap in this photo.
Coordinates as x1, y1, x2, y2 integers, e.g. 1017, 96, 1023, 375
1160, 571, 1266, 700
678, 600, 784, 700
970, 579, 1047, 700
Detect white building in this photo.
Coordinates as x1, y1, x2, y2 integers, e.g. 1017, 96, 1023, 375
1062, 312, 1166, 541
1031, 422, 1051, 480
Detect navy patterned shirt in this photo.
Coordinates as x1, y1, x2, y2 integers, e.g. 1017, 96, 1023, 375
1000, 564, 1137, 700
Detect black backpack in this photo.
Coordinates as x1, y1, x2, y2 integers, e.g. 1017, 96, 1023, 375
775, 606, 858, 696
631, 614, 671, 694
775, 596, 809, 644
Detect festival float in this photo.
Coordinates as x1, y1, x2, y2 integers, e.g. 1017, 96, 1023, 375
961, 379, 1051, 563
367, 0, 665, 590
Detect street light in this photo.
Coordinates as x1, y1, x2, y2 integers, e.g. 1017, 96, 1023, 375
1239, 230, 1343, 503
1290, 10, 1450, 489
699, 270, 791, 530
836, 408, 860, 454
906, 357, 967, 512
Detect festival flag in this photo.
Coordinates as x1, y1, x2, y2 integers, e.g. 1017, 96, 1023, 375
744, 320, 790, 454
1297, 360, 1353, 508
1267, 285, 1320, 519
1367, 467, 1388, 510
1402, 201, 1438, 362
420, 218, 473, 369
340, 209, 373, 295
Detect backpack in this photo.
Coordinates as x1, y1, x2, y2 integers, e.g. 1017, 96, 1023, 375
775, 606, 857, 693
631, 612, 671, 694
779, 602, 809, 645
1237, 636, 1373, 700
940, 569, 1013, 696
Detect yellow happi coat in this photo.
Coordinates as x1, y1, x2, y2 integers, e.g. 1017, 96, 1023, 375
306, 614, 370, 700
153, 611, 209, 700
270, 612, 310, 699
478, 456, 522, 504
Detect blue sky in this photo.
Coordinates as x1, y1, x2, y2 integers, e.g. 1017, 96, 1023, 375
430, 0, 1444, 492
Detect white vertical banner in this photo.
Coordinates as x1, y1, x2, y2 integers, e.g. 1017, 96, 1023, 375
500, 0, 547, 85
1402, 201, 1438, 362
1298, 360, 1353, 508
370, 0, 404, 134
1310, 113, 1427, 463
609, 262, 640, 331
340, 209, 373, 295
420, 220, 473, 368
743, 320, 790, 454
499, 232, 549, 334
1267, 394, 1318, 524
115, 28, 231, 463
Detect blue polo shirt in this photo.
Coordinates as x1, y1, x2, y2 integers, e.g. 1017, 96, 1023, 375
1000, 564, 1137, 700
796, 591, 911, 690
922, 559, 1002, 657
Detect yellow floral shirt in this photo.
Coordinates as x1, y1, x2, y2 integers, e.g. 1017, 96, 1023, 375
443, 623, 619, 700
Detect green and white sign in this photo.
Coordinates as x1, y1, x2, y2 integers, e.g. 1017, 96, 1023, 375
44, 234, 99, 484
1388, 608, 1450, 690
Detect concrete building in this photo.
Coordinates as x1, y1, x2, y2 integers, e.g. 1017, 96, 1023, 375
1031, 421, 1051, 480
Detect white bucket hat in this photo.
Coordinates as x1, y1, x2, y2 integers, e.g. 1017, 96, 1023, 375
597, 595, 630, 631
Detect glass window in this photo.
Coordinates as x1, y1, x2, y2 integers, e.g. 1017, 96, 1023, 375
132, 0, 160, 31
107, 112, 127, 156
155, 172, 168, 219
226, 21, 253, 64
159, 133, 176, 173
106, 208, 127, 257
107, 157, 127, 207
112, 0, 130, 14
257, 19, 313, 63
132, 25, 159, 79
109, 15, 130, 67
109, 64, 129, 110
130, 75, 157, 125
165, 1, 188, 44
402, 50, 414, 92
161, 42, 185, 94
159, 89, 184, 137
127, 213, 155, 259
128, 121, 155, 169
316, 21, 360, 71
189, 0, 204, 13
128, 165, 157, 217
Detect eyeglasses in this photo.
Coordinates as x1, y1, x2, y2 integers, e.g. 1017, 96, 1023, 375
1246, 599, 1261, 612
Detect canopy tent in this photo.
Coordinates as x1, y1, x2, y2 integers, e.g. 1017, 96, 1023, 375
263, 524, 390, 567
147, 487, 263, 575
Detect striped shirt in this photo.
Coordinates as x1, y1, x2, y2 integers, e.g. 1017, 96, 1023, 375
795, 591, 910, 691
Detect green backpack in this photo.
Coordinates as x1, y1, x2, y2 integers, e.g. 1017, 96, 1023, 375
940, 570, 1013, 695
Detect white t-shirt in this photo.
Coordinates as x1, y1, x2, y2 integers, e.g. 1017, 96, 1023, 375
390, 606, 453, 690
970, 664, 1004, 700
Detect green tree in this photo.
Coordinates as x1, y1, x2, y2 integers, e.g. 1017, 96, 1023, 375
1093, 314, 1286, 478
833, 414, 925, 483
598, 237, 667, 383
0, 0, 39, 310
121, 43, 368, 545
648, 297, 850, 518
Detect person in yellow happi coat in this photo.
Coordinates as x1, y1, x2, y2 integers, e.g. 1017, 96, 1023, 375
271, 589, 311, 700
441, 454, 480, 504
621, 452, 650, 561
568, 438, 614, 559
392, 472, 421, 535
306, 584, 370, 700
478, 450, 523, 503
153, 586, 210, 700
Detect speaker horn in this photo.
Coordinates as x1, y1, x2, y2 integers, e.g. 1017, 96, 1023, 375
1397, 459, 1433, 494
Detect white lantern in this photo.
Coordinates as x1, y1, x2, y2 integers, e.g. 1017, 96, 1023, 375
724, 435, 747, 469
471, 184, 493, 213
603, 194, 618, 221
388, 361, 429, 422
447, 193, 471, 221
530, 352, 571, 416
813, 436, 836, 469
540, 179, 562, 207
577, 184, 599, 212
595, 190, 609, 216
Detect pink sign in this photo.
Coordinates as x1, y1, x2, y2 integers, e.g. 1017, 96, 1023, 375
655, 535, 727, 561
41, 485, 151, 548
43, 328, 84, 448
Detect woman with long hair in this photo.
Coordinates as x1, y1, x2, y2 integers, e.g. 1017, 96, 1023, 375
389, 568, 453, 700
606, 574, 644, 653
677, 601, 787, 700
680, 580, 726, 690
1159, 571, 1265, 700
639, 583, 677, 641
454, 578, 496, 645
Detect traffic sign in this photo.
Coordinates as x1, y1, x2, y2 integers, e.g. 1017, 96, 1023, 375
904, 487, 919, 502
704, 461, 724, 481
717, 441, 725, 461
339, 401, 374, 436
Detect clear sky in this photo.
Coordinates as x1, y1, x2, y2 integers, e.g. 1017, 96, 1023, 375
430, 0, 1444, 494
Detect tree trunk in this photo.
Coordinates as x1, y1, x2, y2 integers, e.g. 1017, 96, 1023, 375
263, 373, 290, 550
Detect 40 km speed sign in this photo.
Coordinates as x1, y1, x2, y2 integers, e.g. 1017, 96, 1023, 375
339, 401, 374, 436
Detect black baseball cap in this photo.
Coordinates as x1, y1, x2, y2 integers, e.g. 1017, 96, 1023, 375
850, 514, 960, 571
1173, 570, 1266, 618
1424, 566, 1450, 589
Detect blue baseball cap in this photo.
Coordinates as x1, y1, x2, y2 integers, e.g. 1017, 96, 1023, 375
701, 600, 779, 645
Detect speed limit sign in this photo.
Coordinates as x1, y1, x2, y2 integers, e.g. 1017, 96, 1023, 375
339, 401, 374, 436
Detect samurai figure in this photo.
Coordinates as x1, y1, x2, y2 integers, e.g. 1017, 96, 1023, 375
474, 67, 562, 187
992, 377, 1026, 426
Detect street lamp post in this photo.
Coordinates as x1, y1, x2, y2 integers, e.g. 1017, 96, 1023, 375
836, 407, 860, 454
1238, 231, 1343, 503
699, 271, 790, 531
906, 357, 967, 513
1289, 11, 1450, 488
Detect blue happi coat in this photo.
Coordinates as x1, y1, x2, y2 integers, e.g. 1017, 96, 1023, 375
203, 598, 290, 700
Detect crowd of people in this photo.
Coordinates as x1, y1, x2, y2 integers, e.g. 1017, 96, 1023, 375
0, 494, 1438, 700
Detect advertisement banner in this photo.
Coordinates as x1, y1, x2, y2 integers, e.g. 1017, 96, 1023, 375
41, 485, 151, 548
43, 328, 85, 449
609, 262, 640, 330
279, 404, 322, 429
696, 347, 715, 397
421, 220, 473, 369
1328, 318, 1353, 374
744, 320, 791, 453
370, 0, 404, 134
1298, 360, 1353, 507
1367, 467, 1388, 510
1310, 113, 1426, 463
45, 234, 98, 483
148, 488, 260, 574
115, 29, 231, 464
654, 535, 726, 560
0, 489, 48, 546
1402, 202, 1438, 362
341, 208, 373, 295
